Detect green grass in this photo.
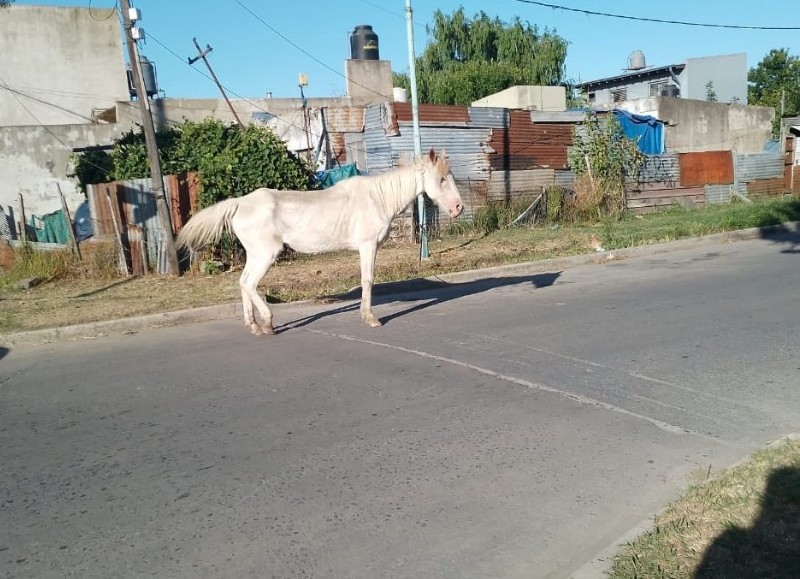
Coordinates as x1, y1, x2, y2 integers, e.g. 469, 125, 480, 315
599, 196, 800, 250
609, 439, 800, 578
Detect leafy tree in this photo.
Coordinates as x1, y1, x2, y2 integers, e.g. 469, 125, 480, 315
748, 48, 800, 136
0, 0, 14, 7
394, 8, 568, 105
568, 113, 644, 219
72, 119, 314, 208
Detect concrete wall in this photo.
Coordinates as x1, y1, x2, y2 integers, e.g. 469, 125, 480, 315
472, 86, 567, 111
0, 124, 125, 220
602, 97, 773, 154
0, 5, 129, 127
682, 53, 747, 104
344, 60, 393, 101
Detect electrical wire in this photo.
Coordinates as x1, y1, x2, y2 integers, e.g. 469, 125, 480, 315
510, 0, 800, 30
230, 0, 393, 102
88, 0, 118, 21
146, 31, 370, 159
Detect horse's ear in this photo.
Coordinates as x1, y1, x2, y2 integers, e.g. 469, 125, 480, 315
428, 148, 436, 163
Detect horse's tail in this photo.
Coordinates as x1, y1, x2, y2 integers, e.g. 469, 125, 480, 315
176, 197, 241, 251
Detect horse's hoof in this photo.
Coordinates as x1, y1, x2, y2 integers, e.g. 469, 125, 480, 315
261, 325, 275, 335
250, 326, 264, 336
365, 318, 383, 328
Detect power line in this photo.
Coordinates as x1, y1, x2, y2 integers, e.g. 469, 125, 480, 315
230, 0, 392, 101
511, 0, 800, 30
146, 31, 369, 158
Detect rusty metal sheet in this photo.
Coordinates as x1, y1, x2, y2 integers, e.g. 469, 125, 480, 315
679, 151, 733, 186
323, 106, 365, 133
745, 178, 785, 196
393, 102, 470, 125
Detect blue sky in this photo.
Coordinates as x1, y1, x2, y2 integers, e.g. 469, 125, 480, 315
22, 1, 800, 99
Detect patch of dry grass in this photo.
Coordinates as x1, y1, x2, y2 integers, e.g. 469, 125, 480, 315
0, 228, 596, 334
609, 439, 800, 578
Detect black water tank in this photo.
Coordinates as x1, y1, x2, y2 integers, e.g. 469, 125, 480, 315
350, 25, 379, 60
661, 84, 680, 98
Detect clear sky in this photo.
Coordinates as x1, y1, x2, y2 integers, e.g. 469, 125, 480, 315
19, 1, 800, 100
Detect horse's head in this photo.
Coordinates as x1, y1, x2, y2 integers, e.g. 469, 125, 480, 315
419, 148, 464, 218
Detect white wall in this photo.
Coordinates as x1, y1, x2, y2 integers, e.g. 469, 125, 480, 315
681, 53, 747, 104
0, 5, 129, 127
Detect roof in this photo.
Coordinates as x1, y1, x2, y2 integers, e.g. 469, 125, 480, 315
576, 63, 685, 90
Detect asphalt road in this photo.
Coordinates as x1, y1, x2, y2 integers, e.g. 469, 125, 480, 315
2, 230, 799, 579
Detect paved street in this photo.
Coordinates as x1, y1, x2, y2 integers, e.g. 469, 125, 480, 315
2, 231, 799, 578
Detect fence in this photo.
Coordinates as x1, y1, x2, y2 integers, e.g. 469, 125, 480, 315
86, 172, 198, 275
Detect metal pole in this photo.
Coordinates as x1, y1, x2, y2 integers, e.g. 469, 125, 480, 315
119, 0, 179, 275
405, 0, 429, 259
189, 38, 245, 130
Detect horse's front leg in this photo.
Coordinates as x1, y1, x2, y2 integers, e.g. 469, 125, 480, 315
358, 243, 382, 328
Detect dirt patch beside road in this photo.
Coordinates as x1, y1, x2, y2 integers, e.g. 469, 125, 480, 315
0, 230, 597, 334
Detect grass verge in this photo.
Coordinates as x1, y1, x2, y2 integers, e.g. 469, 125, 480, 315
608, 438, 800, 579
1, 196, 798, 334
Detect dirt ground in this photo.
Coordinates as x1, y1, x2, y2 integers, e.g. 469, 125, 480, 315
0, 229, 600, 334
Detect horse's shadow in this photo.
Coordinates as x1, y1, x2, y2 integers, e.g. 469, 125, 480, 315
760, 223, 800, 254
275, 271, 561, 333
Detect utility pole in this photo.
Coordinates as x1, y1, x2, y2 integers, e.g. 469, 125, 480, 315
119, 0, 179, 275
405, 0, 429, 259
189, 38, 244, 130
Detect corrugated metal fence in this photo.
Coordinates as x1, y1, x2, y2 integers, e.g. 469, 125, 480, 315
87, 172, 198, 274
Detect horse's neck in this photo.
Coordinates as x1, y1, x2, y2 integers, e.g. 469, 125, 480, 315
371, 166, 421, 217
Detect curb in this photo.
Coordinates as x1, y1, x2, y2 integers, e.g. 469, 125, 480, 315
3, 220, 798, 346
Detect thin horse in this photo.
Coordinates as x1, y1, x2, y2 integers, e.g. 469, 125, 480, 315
176, 148, 464, 335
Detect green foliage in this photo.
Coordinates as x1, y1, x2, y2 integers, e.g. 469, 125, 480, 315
68, 149, 113, 193
546, 186, 566, 222
2, 245, 75, 285
748, 48, 800, 136
568, 113, 645, 219
394, 8, 568, 105
705, 81, 718, 102
72, 119, 313, 208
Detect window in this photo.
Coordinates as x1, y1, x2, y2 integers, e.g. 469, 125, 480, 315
611, 88, 627, 103
650, 81, 668, 97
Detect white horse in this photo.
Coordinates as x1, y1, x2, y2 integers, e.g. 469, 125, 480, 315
176, 148, 464, 335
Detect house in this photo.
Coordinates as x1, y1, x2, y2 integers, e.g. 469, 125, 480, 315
576, 52, 748, 106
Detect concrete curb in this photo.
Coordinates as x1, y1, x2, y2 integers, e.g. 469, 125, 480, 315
3, 220, 798, 346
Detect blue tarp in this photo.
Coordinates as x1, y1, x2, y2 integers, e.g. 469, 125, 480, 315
612, 109, 665, 155
315, 163, 360, 189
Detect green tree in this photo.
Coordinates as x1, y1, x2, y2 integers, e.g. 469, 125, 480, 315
748, 48, 800, 136
72, 119, 314, 208
394, 8, 568, 105
568, 113, 644, 219
705, 81, 718, 102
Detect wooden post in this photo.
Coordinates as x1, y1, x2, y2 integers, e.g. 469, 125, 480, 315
56, 184, 81, 260
105, 188, 128, 275
18, 192, 27, 243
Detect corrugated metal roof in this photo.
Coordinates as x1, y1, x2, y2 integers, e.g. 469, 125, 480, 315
530, 111, 586, 123
735, 153, 783, 182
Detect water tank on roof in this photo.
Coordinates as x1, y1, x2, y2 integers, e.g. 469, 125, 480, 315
350, 25, 379, 60
628, 50, 646, 70
126, 56, 159, 99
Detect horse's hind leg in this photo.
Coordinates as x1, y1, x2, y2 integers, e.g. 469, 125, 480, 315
239, 244, 282, 336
